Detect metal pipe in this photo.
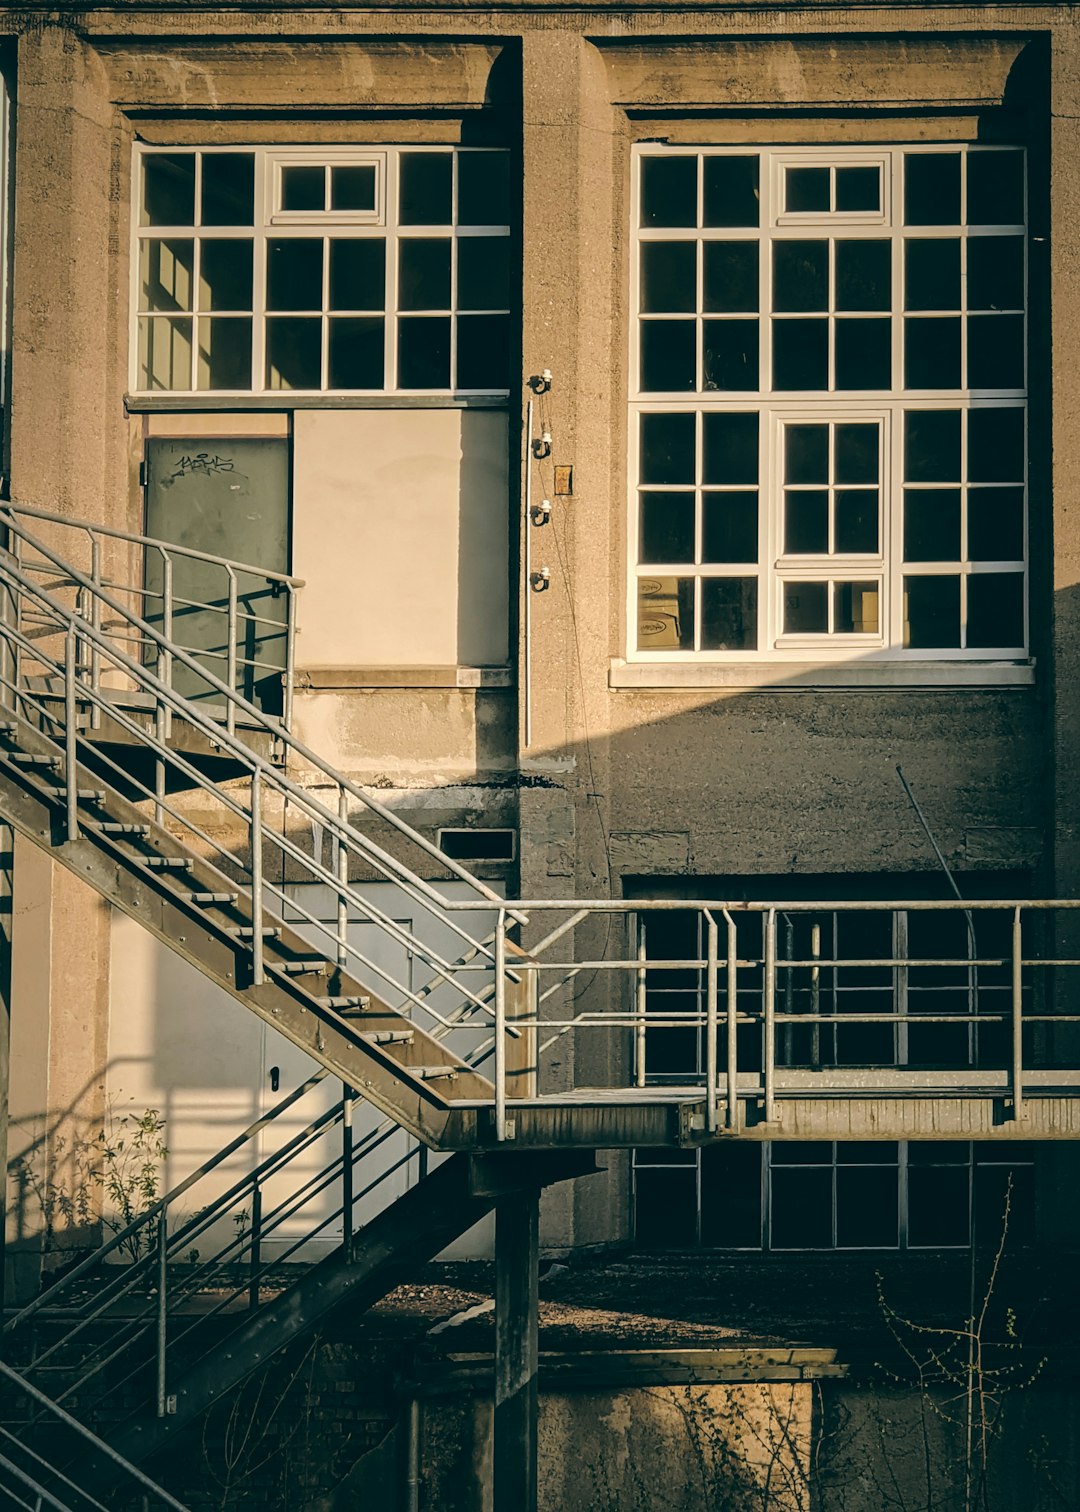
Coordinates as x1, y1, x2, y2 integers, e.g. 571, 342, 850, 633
284, 584, 297, 732
764, 909, 776, 1123
250, 769, 264, 987
404, 1397, 421, 1512
337, 787, 349, 969
810, 923, 821, 1070
704, 912, 718, 1133
523, 396, 533, 750
161, 551, 173, 739
156, 1210, 168, 1419
89, 534, 101, 730
226, 567, 237, 733
63, 630, 78, 842
1012, 906, 1024, 1119
495, 910, 507, 1142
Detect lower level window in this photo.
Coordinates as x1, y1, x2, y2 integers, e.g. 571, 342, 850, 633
633, 1141, 1034, 1251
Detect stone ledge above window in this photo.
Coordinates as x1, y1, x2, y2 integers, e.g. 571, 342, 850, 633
608, 659, 1035, 691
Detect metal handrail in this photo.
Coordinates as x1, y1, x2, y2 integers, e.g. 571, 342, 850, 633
0, 1359, 190, 1510
0, 513, 521, 924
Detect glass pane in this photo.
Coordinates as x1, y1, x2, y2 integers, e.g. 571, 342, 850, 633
785, 424, 829, 484
399, 153, 452, 225
773, 319, 828, 390
837, 1141, 899, 1165
772, 1142, 833, 1165
635, 1168, 697, 1247
281, 165, 325, 213
641, 412, 695, 484
967, 236, 1024, 312
702, 491, 758, 563
836, 165, 880, 213
908, 1140, 968, 1164
399, 238, 451, 310
701, 577, 757, 650
835, 424, 879, 484
905, 410, 961, 483
967, 150, 1024, 227
330, 164, 376, 212
140, 239, 193, 312
397, 315, 451, 388
771, 1167, 832, 1249
904, 153, 961, 226
773, 241, 828, 312
640, 321, 696, 392
973, 1164, 1033, 1246
835, 318, 891, 390
703, 155, 759, 228
786, 167, 829, 214
267, 239, 323, 312
640, 241, 696, 313
836, 1168, 897, 1247
904, 575, 961, 648
784, 581, 828, 633
329, 240, 385, 311
835, 491, 879, 553
905, 316, 961, 388
967, 572, 1024, 648
968, 407, 1024, 483
905, 238, 960, 311
703, 241, 758, 313
137, 316, 192, 390
201, 153, 255, 226
835, 241, 890, 311
266, 316, 321, 389
328, 316, 384, 389
834, 581, 879, 634
968, 487, 1024, 562
457, 237, 510, 312
196, 317, 252, 390
199, 240, 253, 312
457, 314, 508, 390
701, 1143, 762, 1248
638, 575, 694, 650
908, 1166, 969, 1246
142, 153, 195, 226
702, 320, 758, 391
640, 492, 694, 563
785, 490, 828, 554
457, 151, 510, 227
967, 315, 1024, 389
904, 489, 961, 561
640, 156, 697, 229
703, 412, 758, 484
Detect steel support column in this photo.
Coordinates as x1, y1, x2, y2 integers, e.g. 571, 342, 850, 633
494, 1185, 540, 1512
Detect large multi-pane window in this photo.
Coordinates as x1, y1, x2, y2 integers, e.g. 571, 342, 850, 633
631, 145, 1028, 662
132, 146, 511, 396
633, 1140, 1035, 1251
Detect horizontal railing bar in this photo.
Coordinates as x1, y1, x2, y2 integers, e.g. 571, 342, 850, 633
443, 897, 1080, 913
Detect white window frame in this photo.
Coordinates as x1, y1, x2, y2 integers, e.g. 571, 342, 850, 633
131, 143, 511, 399
628, 143, 1030, 669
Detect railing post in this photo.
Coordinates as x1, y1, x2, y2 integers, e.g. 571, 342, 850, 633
250, 769, 264, 987
284, 584, 297, 734
495, 909, 508, 1141
342, 1084, 354, 1265
248, 1181, 262, 1312
63, 629, 79, 842
635, 930, 647, 1088
704, 911, 719, 1134
764, 908, 776, 1124
810, 922, 822, 1070
161, 551, 173, 739
155, 1210, 168, 1418
89, 535, 101, 730
1011, 905, 1024, 1120
226, 567, 238, 734
725, 910, 739, 1131
337, 788, 349, 970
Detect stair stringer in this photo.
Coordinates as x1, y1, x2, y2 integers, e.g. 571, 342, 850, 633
0, 711, 495, 1149
107, 1152, 594, 1472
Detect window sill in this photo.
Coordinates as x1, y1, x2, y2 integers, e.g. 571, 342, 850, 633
608, 659, 1035, 691
297, 666, 513, 690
